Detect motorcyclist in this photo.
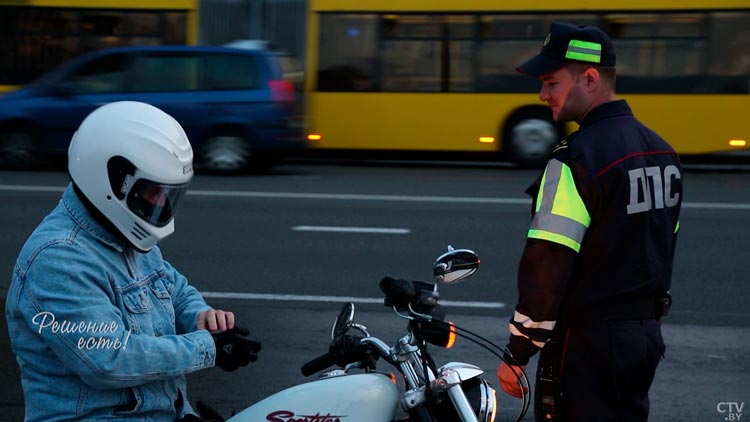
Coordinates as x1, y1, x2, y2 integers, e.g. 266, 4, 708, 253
5, 101, 260, 421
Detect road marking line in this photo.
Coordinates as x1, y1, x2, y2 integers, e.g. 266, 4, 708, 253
292, 225, 410, 234
0, 185, 63, 193
189, 190, 529, 205
681, 202, 750, 210
1, 184, 749, 210
201, 291, 506, 309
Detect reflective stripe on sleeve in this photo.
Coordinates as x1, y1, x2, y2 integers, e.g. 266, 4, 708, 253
514, 310, 556, 331
528, 159, 590, 252
509, 311, 555, 348
509, 324, 547, 348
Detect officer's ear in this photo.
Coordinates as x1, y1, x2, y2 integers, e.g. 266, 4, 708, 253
582, 67, 599, 87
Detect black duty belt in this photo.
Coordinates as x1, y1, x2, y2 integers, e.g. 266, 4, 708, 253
562, 292, 671, 327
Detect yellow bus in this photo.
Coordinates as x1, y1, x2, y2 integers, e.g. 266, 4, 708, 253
304, 0, 749, 165
0, 0, 198, 93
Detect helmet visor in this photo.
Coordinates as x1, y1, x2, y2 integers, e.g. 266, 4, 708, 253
126, 179, 190, 227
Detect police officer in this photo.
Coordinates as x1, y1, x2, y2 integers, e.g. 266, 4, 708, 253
495, 22, 682, 421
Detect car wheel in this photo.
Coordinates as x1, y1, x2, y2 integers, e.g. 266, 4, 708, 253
200, 132, 252, 172
0, 127, 37, 169
504, 109, 561, 167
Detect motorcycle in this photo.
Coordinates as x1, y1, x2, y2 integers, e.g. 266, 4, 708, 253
223, 246, 530, 422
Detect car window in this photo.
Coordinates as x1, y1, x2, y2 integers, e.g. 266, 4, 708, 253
199, 53, 260, 90
126, 52, 260, 91
64, 53, 130, 94
129, 53, 199, 91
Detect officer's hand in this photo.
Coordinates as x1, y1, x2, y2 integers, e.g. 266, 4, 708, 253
496, 362, 528, 398
211, 326, 261, 372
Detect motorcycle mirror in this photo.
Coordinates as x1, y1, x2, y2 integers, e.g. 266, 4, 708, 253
331, 302, 355, 340
433, 246, 480, 284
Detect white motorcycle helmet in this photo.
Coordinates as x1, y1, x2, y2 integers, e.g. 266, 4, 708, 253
68, 101, 194, 251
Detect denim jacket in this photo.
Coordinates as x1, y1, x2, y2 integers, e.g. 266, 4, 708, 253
5, 184, 215, 421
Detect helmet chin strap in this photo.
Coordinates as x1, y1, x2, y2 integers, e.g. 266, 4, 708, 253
72, 182, 148, 253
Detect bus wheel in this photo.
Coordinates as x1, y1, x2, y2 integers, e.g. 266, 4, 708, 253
504, 109, 560, 167
0, 126, 37, 169
200, 130, 252, 173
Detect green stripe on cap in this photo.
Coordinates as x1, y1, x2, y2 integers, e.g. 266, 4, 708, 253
566, 39, 602, 63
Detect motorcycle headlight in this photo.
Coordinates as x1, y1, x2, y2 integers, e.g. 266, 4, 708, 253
429, 377, 497, 422
465, 378, 497, 422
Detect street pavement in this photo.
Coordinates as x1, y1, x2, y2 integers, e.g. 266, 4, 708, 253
0, 163, 748, 421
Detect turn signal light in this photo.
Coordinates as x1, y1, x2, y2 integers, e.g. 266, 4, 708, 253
420, 320, 457, 349
479, 136, 495, 144
729, 139, 747, 147
307, 134, 322, 141
445, 322, 457, 348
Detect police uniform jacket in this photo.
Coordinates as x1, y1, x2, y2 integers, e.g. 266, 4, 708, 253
507, 99, 683, 365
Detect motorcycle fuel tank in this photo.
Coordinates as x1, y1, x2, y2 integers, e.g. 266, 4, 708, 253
226, 372, 399, 422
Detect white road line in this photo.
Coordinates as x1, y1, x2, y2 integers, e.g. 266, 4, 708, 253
0, 185, 64, 193
201, 291, 506, 309
681, 202, 750, 210
1, 184, 749, 210
188, 190, 530, 205
292, 225, 410, 234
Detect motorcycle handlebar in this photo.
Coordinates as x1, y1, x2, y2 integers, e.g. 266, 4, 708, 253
300, 352, 336, 377
381, 277, 442, 320
301, 335, 394, 377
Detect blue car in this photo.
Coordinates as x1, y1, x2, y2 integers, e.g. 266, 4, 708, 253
0, 45, 305, 172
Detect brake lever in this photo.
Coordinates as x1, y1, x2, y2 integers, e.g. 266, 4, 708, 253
351, 323, 371, 337
391, 305, 414, 321
408, 303, 434, 321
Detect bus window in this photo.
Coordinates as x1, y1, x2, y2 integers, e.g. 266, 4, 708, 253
380, 14, 478, 92
708, 12, 750, 78
447, 15, 476, 39
449, 40, 475, 92
477, 40, 539, 93
605, 13, 705, 38
0, 9, 80, 84
0, 2, 196, 90
317, 14, 377, 92
605, 12, 748, 93
380, 15, 442, 92
382, 14, 440, 38
381, 40, 440, 91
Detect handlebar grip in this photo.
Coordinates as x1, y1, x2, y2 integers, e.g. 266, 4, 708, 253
380, 276, 416, 307
301, 352, 336, 377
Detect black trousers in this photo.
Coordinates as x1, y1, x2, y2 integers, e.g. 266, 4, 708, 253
543, 320, 665, 422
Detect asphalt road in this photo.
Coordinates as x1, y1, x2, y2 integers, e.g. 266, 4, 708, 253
1, 162, 748, 421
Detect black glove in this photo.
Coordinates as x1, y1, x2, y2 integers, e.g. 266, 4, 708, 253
211, 326, 261, 372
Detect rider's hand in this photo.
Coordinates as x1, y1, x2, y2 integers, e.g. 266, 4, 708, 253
212, 326, 261, 371
497, 361, 528, 398
197, 308, 235, 332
